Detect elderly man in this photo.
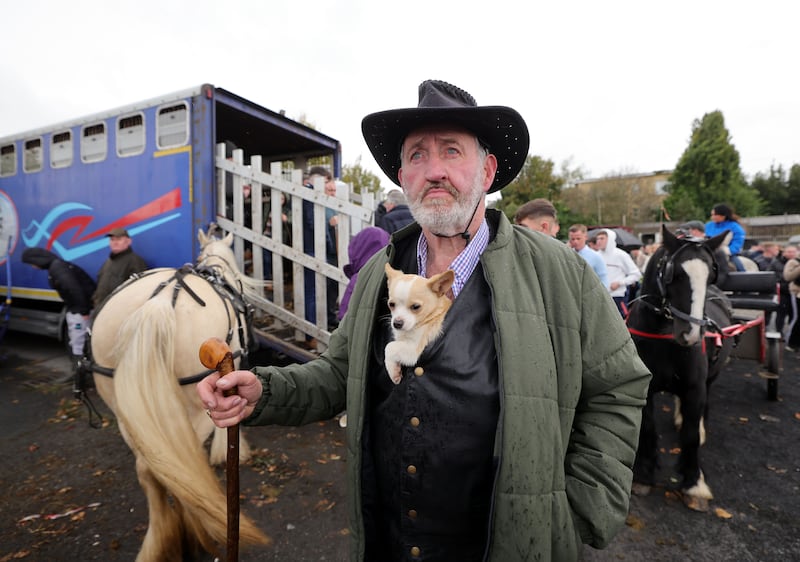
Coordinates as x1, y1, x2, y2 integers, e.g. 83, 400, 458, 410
197, 80, 650, 561
92, 227, 147, 307
377, 189, 415, 234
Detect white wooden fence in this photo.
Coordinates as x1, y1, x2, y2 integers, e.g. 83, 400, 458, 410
214, 143, 376, 351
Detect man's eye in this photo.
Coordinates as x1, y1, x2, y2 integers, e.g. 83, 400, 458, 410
409, 151, 422, 161
445, 147, 459, 156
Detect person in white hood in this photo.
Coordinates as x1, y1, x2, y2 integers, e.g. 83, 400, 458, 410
594, 229, 641, 316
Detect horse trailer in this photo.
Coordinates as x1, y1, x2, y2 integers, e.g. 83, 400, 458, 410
0, 84, 370, 355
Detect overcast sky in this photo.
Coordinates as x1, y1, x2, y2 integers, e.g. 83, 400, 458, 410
1, 0, 797, 190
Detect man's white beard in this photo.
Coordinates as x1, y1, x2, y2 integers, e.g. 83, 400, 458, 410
408, 174, 485, 236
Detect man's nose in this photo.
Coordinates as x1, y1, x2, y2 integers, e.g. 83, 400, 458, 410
423, 153, 448, 182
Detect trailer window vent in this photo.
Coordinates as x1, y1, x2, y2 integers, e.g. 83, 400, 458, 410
81, 122, 107, 163
0, 144, 17, 177
157, 102, 189, 149
117, 112, 145, 157
23, 138, 43, 173
50, 131, 73, 169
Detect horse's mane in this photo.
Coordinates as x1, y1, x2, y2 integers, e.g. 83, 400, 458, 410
640, 245, 668, 295
197, 233, 268, 303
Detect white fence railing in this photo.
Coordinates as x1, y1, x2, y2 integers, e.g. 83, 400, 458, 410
215, 143, 376, 350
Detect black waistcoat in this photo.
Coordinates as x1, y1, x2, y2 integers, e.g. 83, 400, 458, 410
363, 252, 500, 562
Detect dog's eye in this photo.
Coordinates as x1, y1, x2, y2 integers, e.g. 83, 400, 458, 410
387, 301, 395, 309
411, 303, 422, 312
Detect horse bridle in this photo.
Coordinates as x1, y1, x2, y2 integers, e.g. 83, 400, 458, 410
639, 242, 718, 327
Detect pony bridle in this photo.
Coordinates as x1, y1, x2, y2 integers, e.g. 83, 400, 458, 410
653, 243, 718, 327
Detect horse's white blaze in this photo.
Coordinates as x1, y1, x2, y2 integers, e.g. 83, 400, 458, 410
684, 470, 713, 499
681, 258, 710, 345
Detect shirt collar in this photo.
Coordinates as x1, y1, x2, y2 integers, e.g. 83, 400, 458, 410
416, 219, 489, 298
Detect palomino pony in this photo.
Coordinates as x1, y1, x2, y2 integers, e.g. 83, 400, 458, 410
89, 230, 269, 561
626, 225, 734, 512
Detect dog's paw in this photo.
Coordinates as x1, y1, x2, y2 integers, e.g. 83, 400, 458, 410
385, 360, 402, 384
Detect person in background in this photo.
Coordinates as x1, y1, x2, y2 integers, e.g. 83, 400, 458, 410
302, 166, 339, 334
766, 243, 792, 338
706, 203, 747, 271
781, 245, 800, 351
514, 198, 560, 237
92, 227, 147, 307
595, 229, 641, 316
751, 241, 780, 272
376, 189, 415, 234
22, 248, 96, 379
568, 224, 609, 288
197, 79, 650, 561
337, 227, 390, 321
262, 191, 291, 282
678, 220, 706, 240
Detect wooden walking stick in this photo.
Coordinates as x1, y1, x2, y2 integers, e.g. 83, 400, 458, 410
199, 337, 240, 561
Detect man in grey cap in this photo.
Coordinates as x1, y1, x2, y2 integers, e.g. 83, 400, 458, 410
678, 220, 706, 239
92, 227, 147, 307
198, 79, 650, 561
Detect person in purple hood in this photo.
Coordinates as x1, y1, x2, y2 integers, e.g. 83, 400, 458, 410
337, 227, 390, 321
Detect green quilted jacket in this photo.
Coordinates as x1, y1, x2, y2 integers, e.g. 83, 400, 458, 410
245, 209, 651, 561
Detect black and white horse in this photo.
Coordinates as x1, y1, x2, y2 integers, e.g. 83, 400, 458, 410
627, 225, 734, 511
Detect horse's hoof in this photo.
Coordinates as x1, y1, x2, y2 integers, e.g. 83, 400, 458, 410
631, 483, 652, 496
682, 494, 710, 512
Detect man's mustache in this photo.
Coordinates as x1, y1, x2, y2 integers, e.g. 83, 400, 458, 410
420, 184, 459, 199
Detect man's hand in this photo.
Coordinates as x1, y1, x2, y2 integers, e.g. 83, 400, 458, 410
197, 370, 263, 427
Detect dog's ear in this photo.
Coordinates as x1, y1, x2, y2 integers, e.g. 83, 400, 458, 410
429, 269, 455, 297
385, 263, 401, 282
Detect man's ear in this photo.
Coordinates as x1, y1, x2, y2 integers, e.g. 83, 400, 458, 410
482, 154, 498, 193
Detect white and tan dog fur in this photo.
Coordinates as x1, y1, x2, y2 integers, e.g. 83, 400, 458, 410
384, 263, 455, 384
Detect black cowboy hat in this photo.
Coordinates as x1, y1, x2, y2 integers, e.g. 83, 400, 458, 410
361, 80, 530, 193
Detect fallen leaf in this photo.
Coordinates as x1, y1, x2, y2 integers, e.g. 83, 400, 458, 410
28, 444, 39, 453
625, 513, 645, 530
714, 507, 733, 519
661, 405, 672, 413
313, 499, 336, 512
759, 414, 780, 423
795, 412, 800, 421
739, 417, 749, 423
0, 549, 31, 560
669, 447, 681, 455
766, 465, 788, 474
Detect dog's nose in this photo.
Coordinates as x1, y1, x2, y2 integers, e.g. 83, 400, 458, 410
393, 318, 404, 330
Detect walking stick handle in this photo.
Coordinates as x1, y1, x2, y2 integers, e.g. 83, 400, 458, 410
199, 337, 237, 394
199, 337, 240, 561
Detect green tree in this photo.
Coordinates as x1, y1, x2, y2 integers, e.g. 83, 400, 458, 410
664, 110, 762, 221
751, 164, 800, 214
341, 156, 382, 196
495, 155, 585, 216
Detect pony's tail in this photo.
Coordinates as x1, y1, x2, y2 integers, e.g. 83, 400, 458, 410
112, 297, 269, 555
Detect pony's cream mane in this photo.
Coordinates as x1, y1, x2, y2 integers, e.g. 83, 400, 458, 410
196, 229, 267, 302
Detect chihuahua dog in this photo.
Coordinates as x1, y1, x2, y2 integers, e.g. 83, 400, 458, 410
384, 263, 455, 384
